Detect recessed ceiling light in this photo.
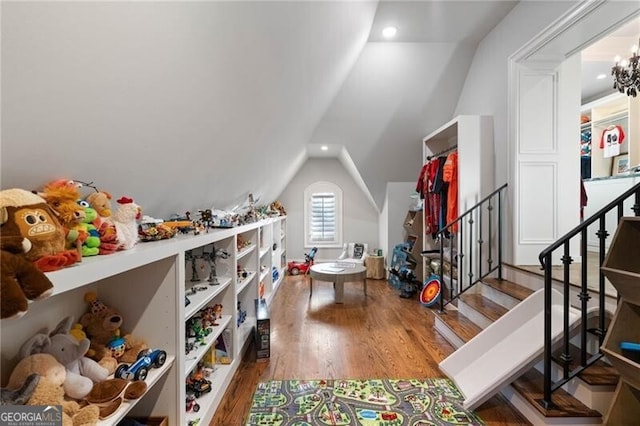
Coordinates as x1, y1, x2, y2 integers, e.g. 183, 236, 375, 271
321, 145, 328, 151
382, 26, 397, 39
596, 73, 607, 80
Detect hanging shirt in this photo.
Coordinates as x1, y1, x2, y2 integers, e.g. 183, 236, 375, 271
424, 158, 441, 237
442, 151, 458, 232
599, 125, 625, 158
416, 163, 429, 198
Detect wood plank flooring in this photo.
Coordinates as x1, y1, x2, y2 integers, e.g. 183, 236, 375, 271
210, 275, 531, 425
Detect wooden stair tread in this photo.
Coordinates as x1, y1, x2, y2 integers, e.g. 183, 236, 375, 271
511, 369, 602, 418
552, 344, 619, 387
482, 277, 535, 301
460, 293, 508, 322
432, 308, 482, 343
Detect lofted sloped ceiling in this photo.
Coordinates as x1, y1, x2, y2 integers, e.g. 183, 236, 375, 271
1, 1, 517, 218
307, 0, 518, 210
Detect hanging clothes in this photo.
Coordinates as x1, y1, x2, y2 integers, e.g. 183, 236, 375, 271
432, 156, 449, 233
442, 151, 458, 232
423, 158, 442, 237
415, 162, 429, 198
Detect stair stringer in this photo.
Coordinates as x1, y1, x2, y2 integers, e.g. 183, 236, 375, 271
439, 288, 581, 410
499, 385, 602, 426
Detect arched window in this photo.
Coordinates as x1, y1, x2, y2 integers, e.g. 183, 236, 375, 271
304, 182, 343, 248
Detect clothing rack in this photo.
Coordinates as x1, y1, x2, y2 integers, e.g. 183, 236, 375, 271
426, 144, 457, 160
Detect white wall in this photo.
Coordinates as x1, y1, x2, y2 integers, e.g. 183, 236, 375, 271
277, 158, 378, 262
0, 1, 376, 218
453, 1, 575, 189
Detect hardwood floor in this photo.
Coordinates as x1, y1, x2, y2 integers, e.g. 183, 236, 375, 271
210, 275, 531, 425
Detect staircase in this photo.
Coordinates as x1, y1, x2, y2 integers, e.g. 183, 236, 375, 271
427, 182, 640, 424
433, 266, 619, 425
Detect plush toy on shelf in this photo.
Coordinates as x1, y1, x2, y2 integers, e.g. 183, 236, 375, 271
0, 242, 55, 319
0, 188, 80, 272
72, 201, 101, 257
7, 353, 101, 426
20, 316, 111, 400
85, 190, 113, 220
37, 180, 88, 257
80, 292, 147, 365
111, 197, 142, 250
0, 373, 39, 405
84, 188, 119, 255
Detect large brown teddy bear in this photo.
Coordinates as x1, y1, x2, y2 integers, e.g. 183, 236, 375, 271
80, 292, 147, 365
0, 188, 80, 272
7, 353, 100, 426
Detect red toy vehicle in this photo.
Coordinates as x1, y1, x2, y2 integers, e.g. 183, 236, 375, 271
287, 247, 317, 275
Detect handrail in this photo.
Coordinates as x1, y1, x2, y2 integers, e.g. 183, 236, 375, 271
433, 183, 508, 311
539, 181, 640, 263
537, 180, 640, 409
439, 183, 509, 231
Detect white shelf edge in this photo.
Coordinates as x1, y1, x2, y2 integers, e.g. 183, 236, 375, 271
236, 243, 257, 260
98, 355, 176, 426
272, 272, 283, 290
185, 359, 238, 426
185, 277, 232, 320
259, 269, 269, 282
259, 247, 269, 258
184, 315, 232, 375
236, 271, 257, 295
238, 316, 257, 348
44, 221, 269, 297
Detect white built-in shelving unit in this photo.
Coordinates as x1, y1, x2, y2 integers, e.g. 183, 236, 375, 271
0, 215, 286, 426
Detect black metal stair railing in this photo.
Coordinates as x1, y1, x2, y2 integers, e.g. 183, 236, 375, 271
432, 183, 508, 311
537, 181, 640, 410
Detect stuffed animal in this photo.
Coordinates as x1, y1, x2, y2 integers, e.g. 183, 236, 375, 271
37, 180, 87, 257
111, 197, 141, 250
85, 191, 112, 220
71, 202, 101, 257
80, 292, 147, 364
0, 188, 80, 272
20, 316, 110, 400
69, 323, 87, 342
0, 373, 39, 405
84, 191, 119, 255
1, 246, 54, 319
7, 353, 100, 426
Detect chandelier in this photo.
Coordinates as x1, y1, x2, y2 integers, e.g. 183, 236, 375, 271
612, 38, 639, 97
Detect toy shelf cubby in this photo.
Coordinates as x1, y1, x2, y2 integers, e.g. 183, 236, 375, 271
0, 216, 286, 426
601, 216, 640, 424
403, 210, 423, 280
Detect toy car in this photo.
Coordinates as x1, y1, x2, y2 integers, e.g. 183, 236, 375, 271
186, 393, 200, 412
115, 348, 167, 381
186, 376, 212, 398
287, 247, 317, 275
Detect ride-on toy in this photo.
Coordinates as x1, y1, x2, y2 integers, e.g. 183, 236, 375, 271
287, 247, 317, 275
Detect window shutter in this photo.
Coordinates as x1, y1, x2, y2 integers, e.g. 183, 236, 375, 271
309, 192, 336, 242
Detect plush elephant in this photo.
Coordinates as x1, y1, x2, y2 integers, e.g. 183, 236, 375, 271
20, 316, 110, 400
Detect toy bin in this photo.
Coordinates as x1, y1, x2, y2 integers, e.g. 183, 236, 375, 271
601, 299, 640, 390
602, 380, 640, 425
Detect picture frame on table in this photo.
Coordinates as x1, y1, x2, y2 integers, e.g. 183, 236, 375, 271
612, 154, 629, 176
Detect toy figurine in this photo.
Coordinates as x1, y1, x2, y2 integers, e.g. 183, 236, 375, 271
186, 250, 201, 282
197, 209, 214, 232
200, 304, 222, 327
202, 245, 230, 285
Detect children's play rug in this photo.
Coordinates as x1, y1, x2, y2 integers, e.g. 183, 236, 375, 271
246, 378, 484, 425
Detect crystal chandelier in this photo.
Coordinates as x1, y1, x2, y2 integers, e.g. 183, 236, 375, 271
612, 38, 639, 97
